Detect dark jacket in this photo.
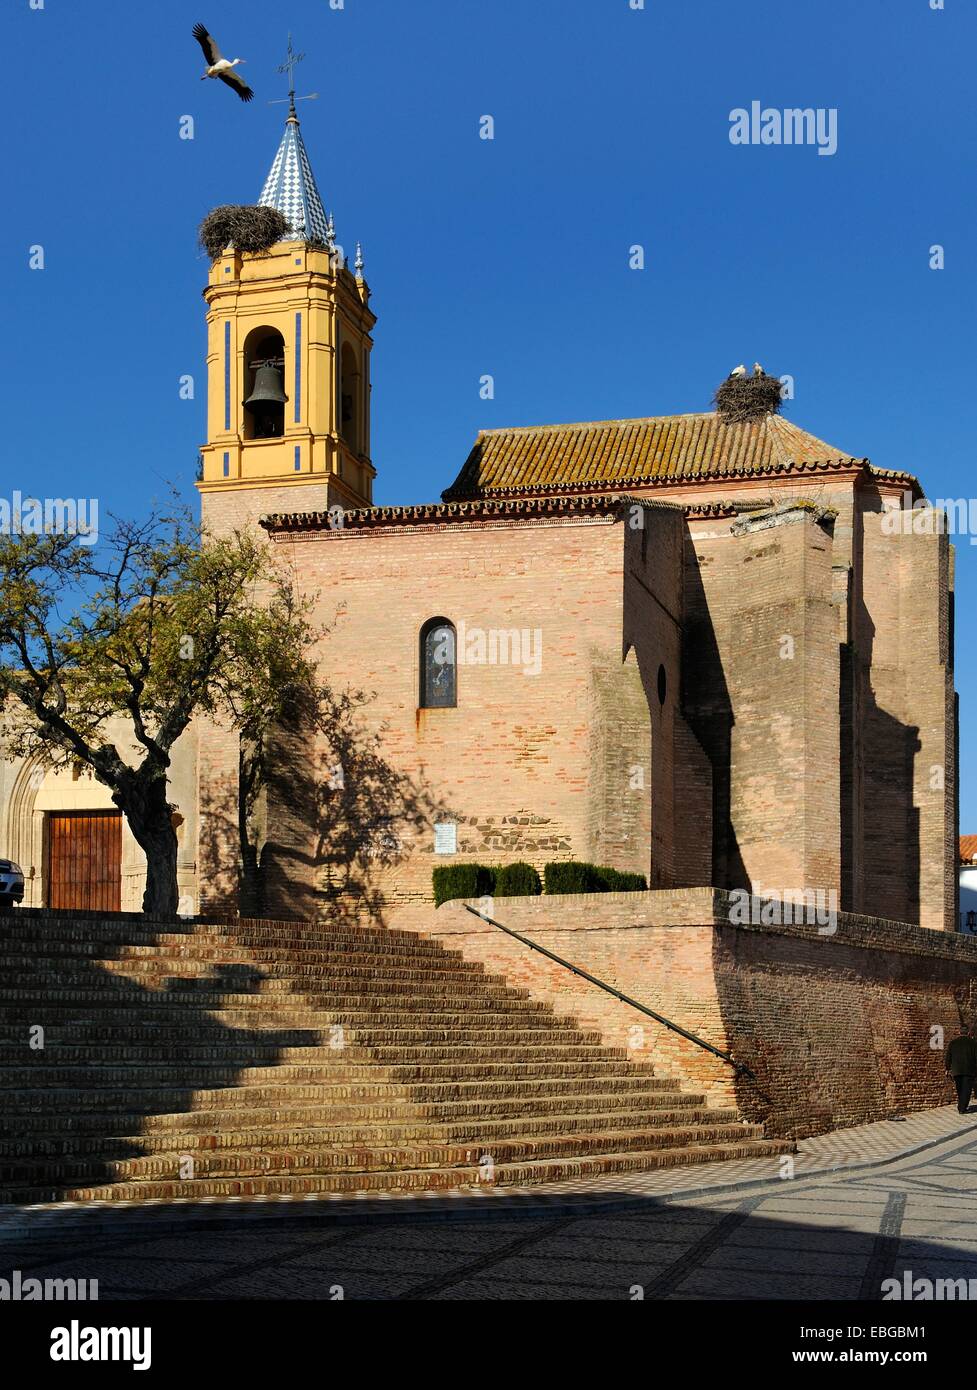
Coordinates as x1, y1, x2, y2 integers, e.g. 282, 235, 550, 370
945, 1035, 977, 1076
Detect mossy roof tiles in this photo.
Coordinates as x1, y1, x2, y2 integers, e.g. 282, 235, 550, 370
443, 411, 860, 499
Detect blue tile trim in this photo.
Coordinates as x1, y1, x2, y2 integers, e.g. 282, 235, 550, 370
223, 320, 231, 431
294, 312, 302, 423
223, 451, 230, 478
294, 445, 301, 472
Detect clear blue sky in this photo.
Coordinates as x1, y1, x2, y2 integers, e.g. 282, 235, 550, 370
4, 0, 976, 824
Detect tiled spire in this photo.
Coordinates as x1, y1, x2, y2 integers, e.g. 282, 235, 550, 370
257, 105, 330, 245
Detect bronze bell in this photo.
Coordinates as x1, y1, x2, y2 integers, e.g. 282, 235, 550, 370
244, 364, 288, 410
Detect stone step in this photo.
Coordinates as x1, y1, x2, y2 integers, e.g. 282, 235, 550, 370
0, 1001, 580, 1027
0, 1121, 770, 1186
12, 955, 505, 987
0, 1022, 604, 1047
0, 1138, 792, 1203
0, 986, 555, 1015
0, 1105, 746, 1159
0, 918, 439, 950
0, 937, 467, 966
0, 1086, 700, 1136
0, 1042, 627, 1066
0, 1058, 657, 1088
1, 1073, 680, 1115
0, 968, 530, 1001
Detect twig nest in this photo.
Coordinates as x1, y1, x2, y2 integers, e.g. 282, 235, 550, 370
198, 205, 292, 260
713, 372, 784, 423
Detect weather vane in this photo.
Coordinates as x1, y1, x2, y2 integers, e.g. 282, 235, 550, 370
269, 33, 319, 115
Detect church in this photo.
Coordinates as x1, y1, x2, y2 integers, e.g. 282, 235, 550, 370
0, 100, 969, 1193
0, 101, 958, 938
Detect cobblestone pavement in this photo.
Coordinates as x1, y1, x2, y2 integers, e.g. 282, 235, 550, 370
3, 1109, 977, 1300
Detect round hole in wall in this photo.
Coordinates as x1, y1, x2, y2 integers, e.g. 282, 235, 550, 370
657, 664, 667, 706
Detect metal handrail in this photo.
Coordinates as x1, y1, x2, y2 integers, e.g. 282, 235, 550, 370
463, 903, 757, 1081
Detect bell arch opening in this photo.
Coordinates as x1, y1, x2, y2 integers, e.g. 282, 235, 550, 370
242, 327, 287, 440
339, 341, 361, 455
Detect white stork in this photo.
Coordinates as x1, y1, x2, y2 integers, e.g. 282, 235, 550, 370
729, 364, 747, 378
753, 361, 764, 376
192, 23, 254, 102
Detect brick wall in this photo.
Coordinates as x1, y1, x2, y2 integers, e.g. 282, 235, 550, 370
857, 507, 956, 930
684, 506, 841, 897
423, 889, 977, 1138
254, 508, 689, 918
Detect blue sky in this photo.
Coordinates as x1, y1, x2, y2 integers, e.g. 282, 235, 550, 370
4, 0, 976, 823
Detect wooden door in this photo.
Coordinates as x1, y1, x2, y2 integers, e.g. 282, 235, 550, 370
48, 811, 122, 911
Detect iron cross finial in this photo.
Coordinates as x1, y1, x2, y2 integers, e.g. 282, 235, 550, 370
278, 33, 305, 110
269, 34, 318, 116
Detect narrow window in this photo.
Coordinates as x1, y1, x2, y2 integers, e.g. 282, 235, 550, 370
421, 619, 456, 708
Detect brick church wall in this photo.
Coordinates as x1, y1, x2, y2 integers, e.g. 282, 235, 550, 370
856, 507, 956, 930
254, 507, 695, 919
427, 889, 977, 1138
683, 507, 841, 897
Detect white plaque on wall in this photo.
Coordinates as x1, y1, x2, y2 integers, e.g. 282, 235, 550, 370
434, 822, 457, 855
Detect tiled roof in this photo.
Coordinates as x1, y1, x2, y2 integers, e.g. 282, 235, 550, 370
258, 112, 329, 244
260, 494, 741, 537
443, 411, 866, 500
961, 836, 977, 865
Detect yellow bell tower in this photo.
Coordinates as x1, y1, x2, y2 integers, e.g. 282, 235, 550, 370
197, 97, 376, 531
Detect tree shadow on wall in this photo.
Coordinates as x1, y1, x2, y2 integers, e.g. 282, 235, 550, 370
257, 685, 451, 928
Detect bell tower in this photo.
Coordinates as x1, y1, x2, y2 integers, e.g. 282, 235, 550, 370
197, 74, 376, 531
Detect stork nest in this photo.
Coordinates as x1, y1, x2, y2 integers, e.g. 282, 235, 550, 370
198, 205, 292, 261
713, 371, 784, 424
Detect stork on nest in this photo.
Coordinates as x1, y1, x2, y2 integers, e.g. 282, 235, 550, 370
198, 206, 291, 261
714, 362, 784, 423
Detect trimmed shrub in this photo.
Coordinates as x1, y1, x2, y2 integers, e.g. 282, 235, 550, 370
432, 863, 494, 907
544, 861, 647, 895
594, 867, 648, 892
544, 861, 604, 895
494, 862, 542, 898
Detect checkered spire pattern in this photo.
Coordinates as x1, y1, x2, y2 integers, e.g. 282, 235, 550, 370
258, 114, 330, 244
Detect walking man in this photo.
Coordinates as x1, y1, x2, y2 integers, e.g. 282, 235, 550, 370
945, 1025, 977, 1114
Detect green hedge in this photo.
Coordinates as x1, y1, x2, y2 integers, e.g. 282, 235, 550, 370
433, 859, 639, 905
543, 861, 647, 895
432, 863, 495, 907
594, 867, 648, 892
494, 862, 542, 898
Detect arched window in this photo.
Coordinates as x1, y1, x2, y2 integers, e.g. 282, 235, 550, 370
339, 341, 361, 454
420, 619, 456, 708
242, 327, 287, 440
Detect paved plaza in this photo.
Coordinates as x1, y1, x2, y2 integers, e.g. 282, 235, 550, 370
3, 1106, 977, 1300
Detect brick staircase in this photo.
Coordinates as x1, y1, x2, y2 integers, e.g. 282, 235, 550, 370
0, 911, 792, 1203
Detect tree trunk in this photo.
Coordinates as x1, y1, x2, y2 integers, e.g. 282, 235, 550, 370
238, 738, 264, 919
116, 773, 180, 916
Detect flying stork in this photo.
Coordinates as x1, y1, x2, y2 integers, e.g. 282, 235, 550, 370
192, 23, 254, 102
